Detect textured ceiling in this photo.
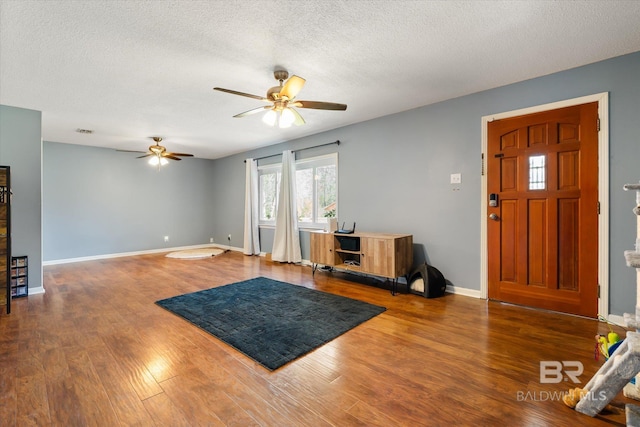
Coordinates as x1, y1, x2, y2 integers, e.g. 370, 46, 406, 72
1, 0, 639, 159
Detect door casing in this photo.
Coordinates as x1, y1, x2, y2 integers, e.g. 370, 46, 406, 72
480, 92, 609, 318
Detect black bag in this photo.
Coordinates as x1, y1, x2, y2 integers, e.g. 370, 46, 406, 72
408, 263, 446, 298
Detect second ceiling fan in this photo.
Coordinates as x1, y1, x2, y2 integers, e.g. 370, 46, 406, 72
214, 70, 347, 128
120, 137, 193, 167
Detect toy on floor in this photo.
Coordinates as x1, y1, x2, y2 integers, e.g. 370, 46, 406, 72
595, 315, 623, 361
563, 387, 617, 414
563, 387, 589, 408
596, 332, 622, 360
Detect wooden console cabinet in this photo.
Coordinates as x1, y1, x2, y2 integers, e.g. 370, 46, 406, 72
310, 231, 413, 293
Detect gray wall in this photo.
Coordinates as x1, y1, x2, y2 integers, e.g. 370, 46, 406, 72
43, 142, 217, 260
211, 51, 640, 316
0, 105, 43, 290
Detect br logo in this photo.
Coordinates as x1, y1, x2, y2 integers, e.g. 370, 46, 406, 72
540, 361, 584, 384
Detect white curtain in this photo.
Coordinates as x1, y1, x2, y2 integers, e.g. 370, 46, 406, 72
243, 158, 260, 255
272, 150, 302, 263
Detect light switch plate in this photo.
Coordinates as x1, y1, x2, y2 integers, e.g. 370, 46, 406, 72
450, 173, 461, 184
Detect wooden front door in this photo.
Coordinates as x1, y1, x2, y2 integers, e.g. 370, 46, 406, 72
487, 102, 599, 317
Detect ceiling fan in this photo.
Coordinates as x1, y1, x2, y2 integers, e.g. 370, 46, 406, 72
120, 137, 193, 166
213, 70, 347, 128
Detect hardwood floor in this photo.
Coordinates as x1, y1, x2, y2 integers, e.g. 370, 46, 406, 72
0, 250, 633, 426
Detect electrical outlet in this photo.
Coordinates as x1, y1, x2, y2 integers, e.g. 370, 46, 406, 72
164, 236, 169, 242
450, 173, 461, 184
210, 237, 214, 243
228, 234, 231, 241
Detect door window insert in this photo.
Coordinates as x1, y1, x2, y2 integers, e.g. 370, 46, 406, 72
529, 155, 546, 190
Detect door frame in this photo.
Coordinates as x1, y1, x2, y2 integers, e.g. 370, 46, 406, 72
480, 92, 609, 317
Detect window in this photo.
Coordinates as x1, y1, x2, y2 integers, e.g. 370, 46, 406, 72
529, 155, 546, 190
296, 155, 337, 226
258, 153, 338, 228
258, 165, 280, 222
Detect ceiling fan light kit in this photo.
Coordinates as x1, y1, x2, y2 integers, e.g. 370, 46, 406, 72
279, 108, 296, 128
148, 156, 169, 166
118, 137, 194, 168
214, 69, 347, 128
263, 107, 296, 128
262, 109, 277, 127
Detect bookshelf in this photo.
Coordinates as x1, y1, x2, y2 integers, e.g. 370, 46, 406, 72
11, 256, 28, 298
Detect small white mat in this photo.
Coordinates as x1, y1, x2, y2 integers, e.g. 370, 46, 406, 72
165, 248, 224, 259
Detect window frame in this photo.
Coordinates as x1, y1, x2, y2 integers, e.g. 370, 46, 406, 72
257, 153, 338, 230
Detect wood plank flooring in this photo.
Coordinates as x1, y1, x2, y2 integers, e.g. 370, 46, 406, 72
0, 251, 633, 426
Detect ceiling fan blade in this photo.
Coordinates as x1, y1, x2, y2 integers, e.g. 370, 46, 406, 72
280, 75, 306, 100
213, 87, 269, 101
165, 152, 193, 157
293, 100, 347, 111
289, 107, 306, 126
117, 149, 147, 153
136, 153, 153, 159
233, 105, 271, 118
163, 154, 182, 161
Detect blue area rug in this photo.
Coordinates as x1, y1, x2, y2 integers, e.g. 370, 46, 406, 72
156, 277, 386, 370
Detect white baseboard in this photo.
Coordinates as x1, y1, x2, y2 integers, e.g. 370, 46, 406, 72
607, 314, 626, 328
446, 284, 482, 298
43, 243, 238, 266
26, 286, 45, 295
256, 253, 312, 266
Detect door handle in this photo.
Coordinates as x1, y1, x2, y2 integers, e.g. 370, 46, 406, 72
489, 213, 500, 221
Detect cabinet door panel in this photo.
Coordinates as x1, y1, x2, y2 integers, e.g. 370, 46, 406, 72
310, 233, 335, 266
361, 237, 394, 277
